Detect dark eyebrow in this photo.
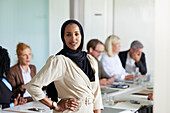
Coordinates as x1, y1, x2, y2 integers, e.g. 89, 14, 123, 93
65, 31, 80, 33
65, 32, 71, 33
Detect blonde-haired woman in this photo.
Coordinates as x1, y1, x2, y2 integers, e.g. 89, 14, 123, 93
101, 35, 134, 81
7, 42, 36, 102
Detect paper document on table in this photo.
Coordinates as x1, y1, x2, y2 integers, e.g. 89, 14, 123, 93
132, 90, 153, 96
3, 107, 52, 113
119, 110, 135, 113
113, 101, 140, 111
101, 107, 125, 113
101, 88, 119, 94
124, 80, 134, 84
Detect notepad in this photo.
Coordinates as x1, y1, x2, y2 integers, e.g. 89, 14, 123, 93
132, 90, 153, 96
101, 88, 119, 94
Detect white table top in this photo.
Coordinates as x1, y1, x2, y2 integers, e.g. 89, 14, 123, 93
2, 101, 52, 113
101, 82, 153, 113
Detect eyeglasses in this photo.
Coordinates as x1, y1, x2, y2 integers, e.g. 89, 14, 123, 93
93, 49, 104, 54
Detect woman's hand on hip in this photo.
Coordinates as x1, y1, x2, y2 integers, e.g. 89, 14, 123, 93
55, 98, 79, 111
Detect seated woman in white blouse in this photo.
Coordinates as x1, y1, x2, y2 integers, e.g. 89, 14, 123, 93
101, 35, 136, 82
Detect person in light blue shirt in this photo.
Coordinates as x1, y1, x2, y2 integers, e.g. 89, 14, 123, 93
0, 46, 27, 109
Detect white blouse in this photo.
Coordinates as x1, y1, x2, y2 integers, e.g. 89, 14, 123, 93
125, 52, 136, 75
20, 65, 32, 97
101, 53, 128, 81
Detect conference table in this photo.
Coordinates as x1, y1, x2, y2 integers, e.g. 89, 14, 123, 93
2, 101, 52, 113
101, 81, 153, 113
1, 82, 153, 113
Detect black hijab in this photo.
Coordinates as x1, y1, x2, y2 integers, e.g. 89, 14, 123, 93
57, 19, 95, 81
47, 20, 95, 102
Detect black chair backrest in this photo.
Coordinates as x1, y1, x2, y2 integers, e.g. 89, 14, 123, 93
135, 105, 153, 113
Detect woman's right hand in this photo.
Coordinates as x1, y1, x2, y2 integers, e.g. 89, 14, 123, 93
55, 98, 79, 111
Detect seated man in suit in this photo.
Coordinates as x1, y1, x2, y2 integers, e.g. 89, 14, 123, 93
119, 40, 147, 75
87, 39, 114, 85
0, 46, 27, 109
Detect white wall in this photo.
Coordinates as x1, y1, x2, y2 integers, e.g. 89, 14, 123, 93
114, 0, 155, 76
49, 0, 70, 55
84, 0, 113, 50
0, 0, 70, 71
154, 0, 170, 112
0, 0, 49, 72
83, 0, 154, 76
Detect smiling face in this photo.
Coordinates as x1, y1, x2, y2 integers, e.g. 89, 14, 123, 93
18, 48, 32, 66
64, 23, 81, 50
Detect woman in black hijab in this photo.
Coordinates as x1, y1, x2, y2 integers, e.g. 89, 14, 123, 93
46, 20, 95, 102
27, 20, 103, 113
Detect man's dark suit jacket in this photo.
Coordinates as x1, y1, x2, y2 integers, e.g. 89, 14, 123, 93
0, 78, 14, 108
119, 50, 147, 75
97, 59, 110, 79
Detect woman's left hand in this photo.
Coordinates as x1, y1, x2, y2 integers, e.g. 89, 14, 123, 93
55, 98, 79, 111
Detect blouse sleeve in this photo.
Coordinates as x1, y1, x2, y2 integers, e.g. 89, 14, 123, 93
26, 55, 66, 101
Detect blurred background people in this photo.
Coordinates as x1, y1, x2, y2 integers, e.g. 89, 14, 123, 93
119, 40, 147, 75
7, 43, 36, 102
87, 39, 114, 85
0, 46, 27, 108
101, 35, 135, 82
